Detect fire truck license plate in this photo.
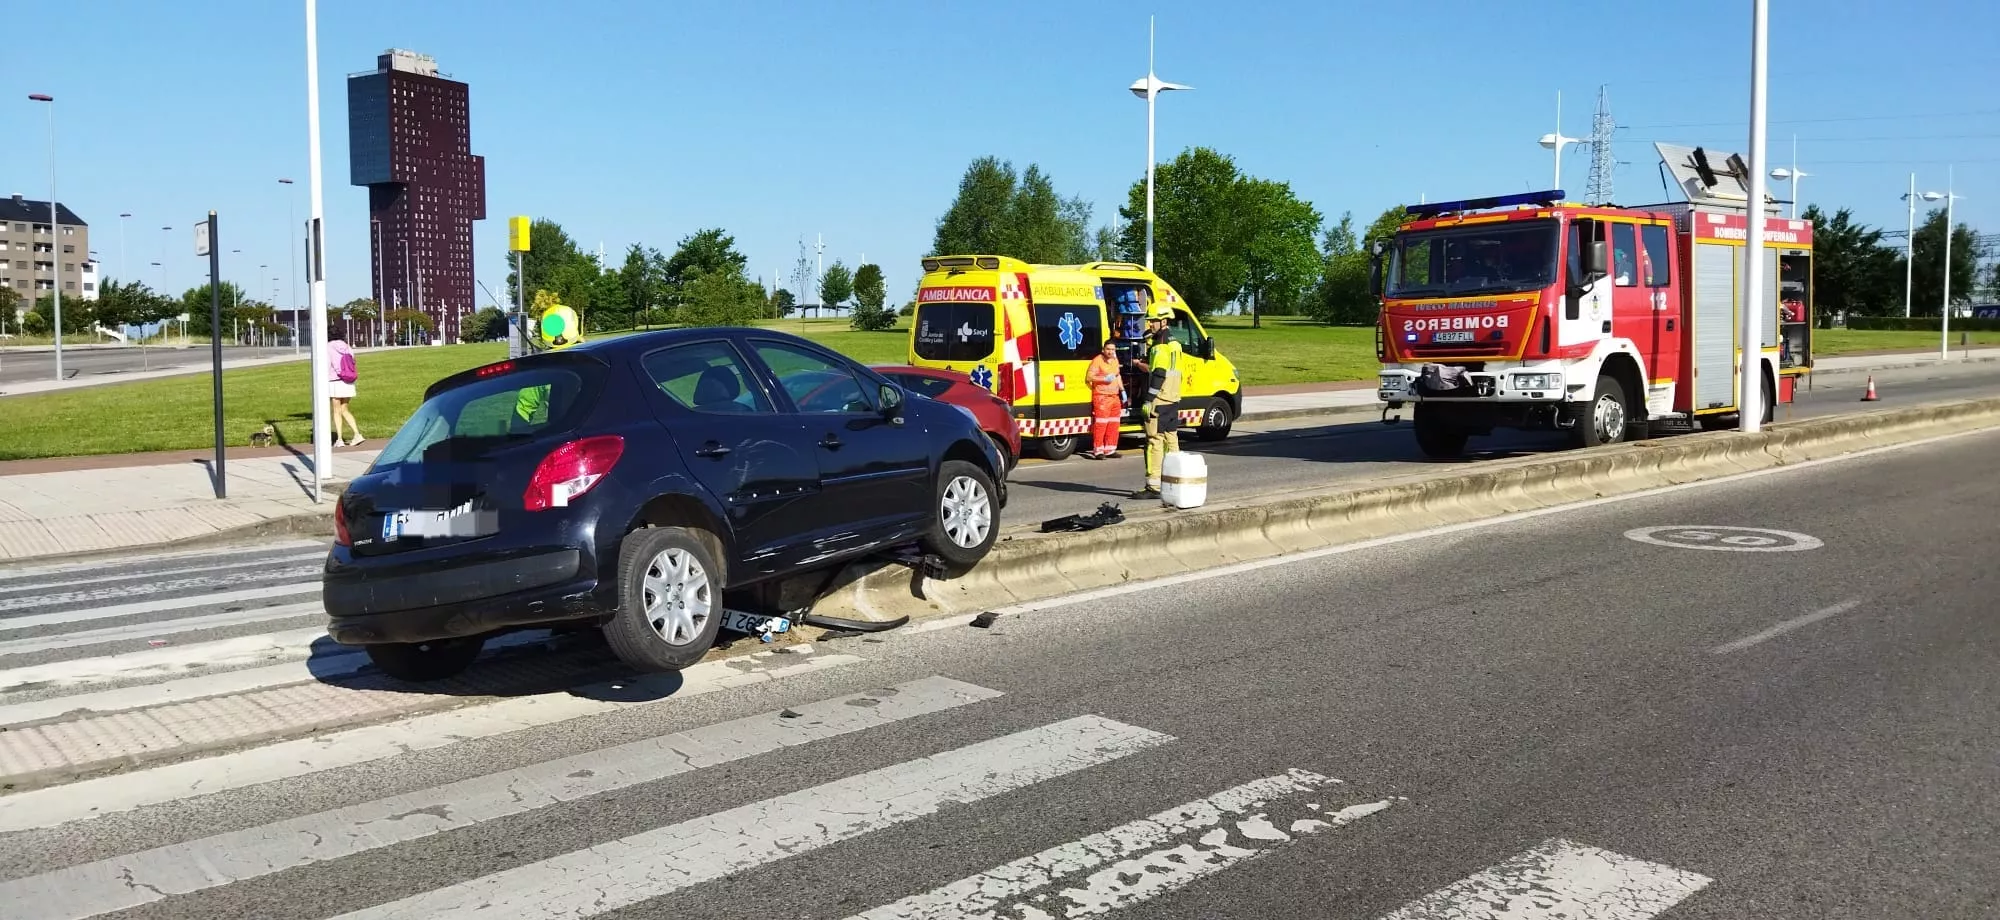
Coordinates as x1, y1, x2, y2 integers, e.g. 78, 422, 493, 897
1432, 330, 1476, 343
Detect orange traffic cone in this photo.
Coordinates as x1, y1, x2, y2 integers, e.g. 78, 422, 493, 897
1861, 376, 1879, 402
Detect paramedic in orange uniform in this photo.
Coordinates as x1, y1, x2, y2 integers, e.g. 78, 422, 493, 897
1086, 339, 1124, 459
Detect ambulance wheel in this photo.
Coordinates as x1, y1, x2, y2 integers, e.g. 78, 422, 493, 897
1036, 435, 1081, 461
1574, 374, 1630, 449
1195, 397, 1234, 441
1412, 405, 1467, 459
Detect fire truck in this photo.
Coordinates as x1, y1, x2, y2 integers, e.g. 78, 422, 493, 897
1374, 143, 1815, 458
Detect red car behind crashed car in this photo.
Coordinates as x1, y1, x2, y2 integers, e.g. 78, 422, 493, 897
876, 366, 1020, 471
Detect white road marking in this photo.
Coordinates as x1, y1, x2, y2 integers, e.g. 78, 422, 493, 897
849, 769, 1391, 920
924, 427, 1995, 624
0, 676, 1002, 920
0, 582, 318, 631
0, 551, 323, 594
0, 649, 860, 832
1374, 838, 1711, 920
327, 716, 1171, 920
0, 564, 321, 611
0, 540, 325, 581
0, 629, 555, 724
0, 601, 323, 656
1711, 598, 1864, 654
1623, 525, 1823, 553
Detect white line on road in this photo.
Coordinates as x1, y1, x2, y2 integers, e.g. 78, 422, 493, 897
849, 769, 1391, 920
0, 539, 326, 581
0, 565, 321, 611
0, 601, 323, 656
0, 648, 860, 832
1374, 838, 1711, 920
325, 715, 1171, 920
0, 582, 318, 631
1710, 599, 1864, 654
0, 551, 323, 595
0, 626, 330, 693
0, 676, 1003, 920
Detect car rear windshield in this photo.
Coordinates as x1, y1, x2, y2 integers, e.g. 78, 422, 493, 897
912, 303, 997, 362
370, 366, 594, 469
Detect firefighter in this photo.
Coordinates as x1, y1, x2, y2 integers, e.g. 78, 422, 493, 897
1132, 304, 1183, 500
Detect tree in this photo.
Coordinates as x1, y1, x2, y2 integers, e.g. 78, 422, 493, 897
1910, 208, 1983, 316
849, 263, 895, 331
176, 282, 253, 337
1092, 226, 1121, 262
678, 267, 767, 327
1115, 148, 1250, 316
383, 307, 437, 344
1312, 209, 1402, 326
0, 285, 18, 324
93, 278, 169, 330
590, 265, 631, 332
618, 244, 660, 320
819, 260, 855, 311
1237, 179, 1323, 325
342, 297, 381, 346
769, 288, 797, 318
506, 218, 597, 315
662, 228, 749, 307
932, 157, 1094, 262
466, 306, 508, 341
1797, 205, 1900, 320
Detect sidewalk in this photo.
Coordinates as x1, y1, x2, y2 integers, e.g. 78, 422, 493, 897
0, 345, 399, 398
0, 448, 375, 561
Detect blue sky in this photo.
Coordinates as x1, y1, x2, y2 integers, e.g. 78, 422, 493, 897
4, 0, 1995, 312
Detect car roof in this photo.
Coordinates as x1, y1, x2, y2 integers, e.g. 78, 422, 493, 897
873, 365, 963, 382
566, 326, 825, 361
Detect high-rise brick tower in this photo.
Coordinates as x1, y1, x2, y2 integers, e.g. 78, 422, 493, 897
347, 49, 485, 342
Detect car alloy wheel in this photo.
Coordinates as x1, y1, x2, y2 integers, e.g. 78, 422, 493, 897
641, 547, 712, 647
939, 475, 993, 549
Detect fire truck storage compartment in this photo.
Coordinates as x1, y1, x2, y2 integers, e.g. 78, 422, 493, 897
1690, 241, 1780, 411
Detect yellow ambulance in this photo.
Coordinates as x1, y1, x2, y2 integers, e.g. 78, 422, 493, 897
908, 255, 1242, 460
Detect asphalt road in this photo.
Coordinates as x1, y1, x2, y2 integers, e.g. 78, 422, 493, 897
1001, 359, 2000, 526
0, 344, 298, 388
0, 423, 1994, 918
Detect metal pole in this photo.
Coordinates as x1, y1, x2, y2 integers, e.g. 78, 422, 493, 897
1905, 173, 1916, 319
207, 213, 226, 499
1940, 166, 1954, 362
1738, 0, 1770, 434
35, 96, 63, 380
1552, 91, 1563, 192
304, 0, 331, 496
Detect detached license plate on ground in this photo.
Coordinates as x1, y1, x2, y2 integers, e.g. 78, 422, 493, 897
721, 609, 793, 640
1432, 330, 1476, 344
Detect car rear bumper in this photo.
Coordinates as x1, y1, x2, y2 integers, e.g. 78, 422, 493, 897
324, 548, 607, 645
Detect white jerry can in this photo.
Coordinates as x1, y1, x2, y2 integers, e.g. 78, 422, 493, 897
1160, 451, 1207, 509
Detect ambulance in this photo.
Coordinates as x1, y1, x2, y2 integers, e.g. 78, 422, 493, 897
909, 256, 1243, 459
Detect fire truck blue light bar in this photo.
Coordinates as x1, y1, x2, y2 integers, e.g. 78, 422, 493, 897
1406, 190, 1566, 218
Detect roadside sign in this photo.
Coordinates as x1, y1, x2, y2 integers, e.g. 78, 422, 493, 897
194, 221, 211, 257
509, 216, 532, 252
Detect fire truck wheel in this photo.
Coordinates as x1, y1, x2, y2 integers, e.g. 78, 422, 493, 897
1412, 406, 1468, 459
1575, 374, 1631, 449
1036, 435, 1081, 461
1761, 373, 1776, 424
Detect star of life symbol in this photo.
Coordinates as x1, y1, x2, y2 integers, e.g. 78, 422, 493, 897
969, 364, 995, 390
1058, 312, 1084, 350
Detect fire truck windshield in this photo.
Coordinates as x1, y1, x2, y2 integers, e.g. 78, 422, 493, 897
1386, 219, 1560, 299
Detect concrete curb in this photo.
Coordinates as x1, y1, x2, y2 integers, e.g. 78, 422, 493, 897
807, 396, 2000, 627
1806, 353, 2000, 377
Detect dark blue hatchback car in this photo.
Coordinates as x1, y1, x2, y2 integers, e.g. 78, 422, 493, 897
323, 328, 1007, 681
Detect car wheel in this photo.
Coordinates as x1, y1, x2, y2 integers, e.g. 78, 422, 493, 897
1195, 397, 1234, 442
1412, 405, 1468, 459
1036, 435, 1080, 461
1572, 373, 1629, 449
920, 459, 999, 569
364, 637, 483, 682
604, 526, 725, 672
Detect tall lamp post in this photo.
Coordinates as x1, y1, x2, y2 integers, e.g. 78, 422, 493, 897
1919, 170, 1962, 361
1738, 0, 1771, 434
28, 93, 61, 381
1127, 16, 1191, 271
1769, 135, 1810, 219
1900, 175, 1921, 319
304, 0, 333, 495
118, 213, 132, 283
279, 178, 299, 355
1538, 91, 1581, 194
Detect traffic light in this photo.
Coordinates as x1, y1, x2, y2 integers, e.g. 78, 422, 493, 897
539, 306, 581, 349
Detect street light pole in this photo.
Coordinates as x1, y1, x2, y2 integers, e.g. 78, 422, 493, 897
28, 93, 60, 381
1538, 92, 1582, 193
1939, 168, 1958, 361
1770, 135, 1809, 219
1738, 0, 1771, 434
118, 213, 131, 283
1902, 173, 1918, 319
1128, 16, 1191, 272
304, 0, 333, 495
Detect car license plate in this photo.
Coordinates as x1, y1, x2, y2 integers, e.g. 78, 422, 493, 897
1432, 330, 1476, 344
380, 501, 479, 542
721, 609, 792, 641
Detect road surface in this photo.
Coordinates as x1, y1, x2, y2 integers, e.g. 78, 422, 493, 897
0, 422, 1994, 918
0, 345, 298, 389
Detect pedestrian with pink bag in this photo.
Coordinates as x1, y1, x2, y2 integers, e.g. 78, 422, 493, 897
326, 332, 365, 447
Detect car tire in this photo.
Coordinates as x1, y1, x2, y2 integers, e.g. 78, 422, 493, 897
364, 637, 483, 682
987, 433, 1017, 475
920, 459, 1000, 570
1412, 405, 1468, 459
603, 526, 725, 673
1195, 397, 1234, 442
1036, 435, 1081, 461
1573, 373, 1630, 449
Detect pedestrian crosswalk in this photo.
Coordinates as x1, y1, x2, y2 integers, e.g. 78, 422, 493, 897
0, 541, 1725, 919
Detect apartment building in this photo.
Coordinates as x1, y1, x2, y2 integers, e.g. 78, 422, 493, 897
0, 194, 92, 318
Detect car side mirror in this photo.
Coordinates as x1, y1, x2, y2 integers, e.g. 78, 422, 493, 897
878, 383, 905, 423
1368, 254, 1384, 298
1200, 336, 1216, 359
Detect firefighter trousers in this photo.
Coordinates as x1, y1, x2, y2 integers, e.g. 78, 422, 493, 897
1144, 404, 1180, 490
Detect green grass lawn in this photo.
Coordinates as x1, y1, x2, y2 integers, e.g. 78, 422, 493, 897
4, 317, 1974, 461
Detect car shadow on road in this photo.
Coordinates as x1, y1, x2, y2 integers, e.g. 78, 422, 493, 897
309, 630, 707, 702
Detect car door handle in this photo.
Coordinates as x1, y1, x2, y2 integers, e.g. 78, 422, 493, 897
694, 442, 732, 458
819, 435, 843, 451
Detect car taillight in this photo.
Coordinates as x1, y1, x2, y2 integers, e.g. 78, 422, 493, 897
523, 435, 625, 511
333, 500, 351, 546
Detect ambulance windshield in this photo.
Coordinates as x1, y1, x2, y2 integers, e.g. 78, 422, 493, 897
1386, 219, 1559, 299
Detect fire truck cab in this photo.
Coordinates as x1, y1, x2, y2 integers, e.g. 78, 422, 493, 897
1374, 143, 1814, 458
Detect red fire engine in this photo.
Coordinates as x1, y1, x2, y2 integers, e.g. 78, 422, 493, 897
1373, 143, 1815, 458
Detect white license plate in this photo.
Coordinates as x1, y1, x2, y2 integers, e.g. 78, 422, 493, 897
1432, 330, 1476, 344
381, 505, 475, 541
721, 609, 792, 640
